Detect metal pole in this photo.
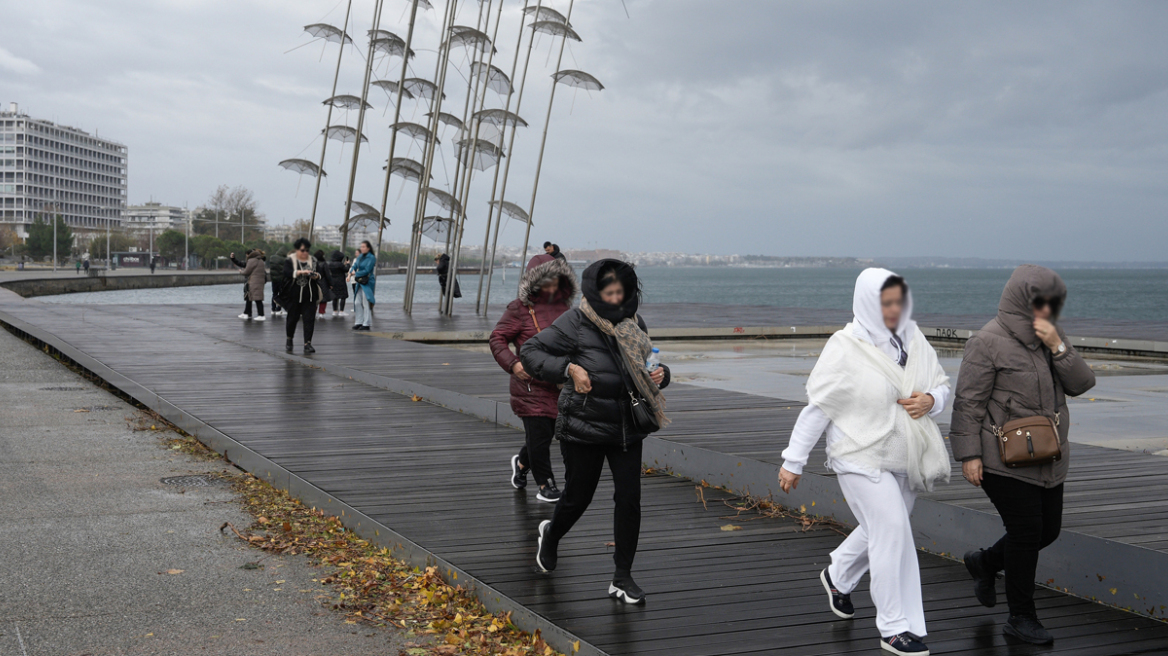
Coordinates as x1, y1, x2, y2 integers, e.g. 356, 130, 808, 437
308, 0, 355, 242
184, 204, 189, 270
482, 0, 544, 314
404, 0, 457, 313
518, 0, 574, 292
374, 0, 421, 259
106, 202, 110, 266
441, 0, 494, 315
341, 0, 386, 253
403, 0, 458, 314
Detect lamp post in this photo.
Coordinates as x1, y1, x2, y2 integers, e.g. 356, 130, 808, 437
184, 204, 189, 270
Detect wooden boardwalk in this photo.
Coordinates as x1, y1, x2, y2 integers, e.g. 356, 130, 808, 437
3, 300, 1168, 655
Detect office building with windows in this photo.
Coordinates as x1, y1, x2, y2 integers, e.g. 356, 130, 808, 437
124, 202, 189, 234
0, 102, 127, 242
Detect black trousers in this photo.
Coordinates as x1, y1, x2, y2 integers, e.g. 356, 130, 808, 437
332, 298, 346, 312
981, 473, 1064, 617
518, 417, 555, 487
271, 295, 283, 314
284, 299, 317, 342
547, 440, 642, 575
244, 300, 264, 317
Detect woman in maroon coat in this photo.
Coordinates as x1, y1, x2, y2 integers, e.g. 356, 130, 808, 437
490, 254, 578, 502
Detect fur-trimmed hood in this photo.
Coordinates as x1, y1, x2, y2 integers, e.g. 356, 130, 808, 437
518, 254, 578, 307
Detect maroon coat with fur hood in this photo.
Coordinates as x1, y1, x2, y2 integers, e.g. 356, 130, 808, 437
490, 254, 578, 418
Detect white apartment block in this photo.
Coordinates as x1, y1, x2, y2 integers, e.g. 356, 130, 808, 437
0, 102, 127, 241
124, 202, 189, 234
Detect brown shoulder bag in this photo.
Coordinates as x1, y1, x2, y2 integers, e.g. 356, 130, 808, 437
994, 413, 1061, 468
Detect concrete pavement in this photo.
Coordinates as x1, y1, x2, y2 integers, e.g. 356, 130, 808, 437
0, 328, 405, 655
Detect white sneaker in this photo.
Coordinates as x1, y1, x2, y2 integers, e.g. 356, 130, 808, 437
255, 315, 266, 322
238, 314, 250, 320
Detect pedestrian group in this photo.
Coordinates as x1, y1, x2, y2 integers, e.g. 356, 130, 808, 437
231, 241, 1095, 654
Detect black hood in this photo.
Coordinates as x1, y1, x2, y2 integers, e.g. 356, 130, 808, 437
330, 250, 345, 262
581, 258, 639, 323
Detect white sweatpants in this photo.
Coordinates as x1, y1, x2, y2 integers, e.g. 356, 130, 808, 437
829, 471, 926, 638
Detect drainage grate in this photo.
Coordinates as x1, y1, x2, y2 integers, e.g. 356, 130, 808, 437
160, 475, 231, 488
40, 386, 87, 391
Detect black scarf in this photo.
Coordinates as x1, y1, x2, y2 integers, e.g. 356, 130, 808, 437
580, 259, 639, 324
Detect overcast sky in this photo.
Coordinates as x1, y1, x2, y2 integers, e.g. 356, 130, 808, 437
4, 0, 1167, 261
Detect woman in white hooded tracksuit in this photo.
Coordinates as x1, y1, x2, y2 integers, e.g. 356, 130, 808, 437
779, 268, 952, 656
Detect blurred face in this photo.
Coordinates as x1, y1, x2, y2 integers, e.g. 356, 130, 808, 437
881, 286, 904, 331
1032, 297, 1060, 320
359, 243, 371, 255
296, 246, 309, 261
600, 280, 624, 305
544, 244, 554, 254
540, 278, 560, 298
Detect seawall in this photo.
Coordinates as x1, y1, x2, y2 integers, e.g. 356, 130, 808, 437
0, 273, 242, 298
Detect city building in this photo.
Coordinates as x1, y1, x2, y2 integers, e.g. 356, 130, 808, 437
124, 202, 189, 235
0, 102, 127, 242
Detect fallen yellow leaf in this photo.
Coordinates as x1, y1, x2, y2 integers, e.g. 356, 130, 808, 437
720, 525, 742, 532
166, 569, 184, 575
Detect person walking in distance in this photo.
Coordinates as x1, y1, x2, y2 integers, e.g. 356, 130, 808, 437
950, 265, 1095, 646
314, 250, 335, 317
280, 238, 326, 354
435, 253, 461, 302
779, 268, 951, 656
328, 251, 350, 317
348, 241, 376, 331
82, 258, 90, 275
521, 259, 670, 605
491, 253, 578, 502
238, 249, 268, 322
268, 250, 287, 316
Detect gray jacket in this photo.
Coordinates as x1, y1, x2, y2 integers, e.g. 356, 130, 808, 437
950, 265, 1096, 488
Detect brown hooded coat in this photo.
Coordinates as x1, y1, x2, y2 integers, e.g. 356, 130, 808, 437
241, 250, 267, 302
950, 265, 1096, 487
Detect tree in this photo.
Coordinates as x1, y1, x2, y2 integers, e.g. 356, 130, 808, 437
0, 225, 19, 255
192, 185, 265, 241
25, 214, 73, 263
191, 235, 228, 268
88, 232, 138, 260
156, 229, 186, 262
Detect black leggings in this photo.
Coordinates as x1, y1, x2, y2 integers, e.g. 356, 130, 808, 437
284, 300, 317, 343
333, 298, 346, 312
546, 440, 642, 575
981, 473, 1064, 617
244, 300, 264, 317
518, 417, 555, 487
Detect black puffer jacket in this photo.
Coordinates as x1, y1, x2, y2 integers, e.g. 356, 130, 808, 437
328, 251, 349, 300
521, 259, 671, 448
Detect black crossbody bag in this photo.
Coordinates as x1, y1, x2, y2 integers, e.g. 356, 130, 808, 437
604, 338, 660, 434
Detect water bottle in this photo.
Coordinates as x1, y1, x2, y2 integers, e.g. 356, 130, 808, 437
645, 347, 661, 373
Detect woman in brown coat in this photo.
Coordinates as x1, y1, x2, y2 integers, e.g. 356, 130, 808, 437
950, 264, 1096, 646
239, 249, 268, 322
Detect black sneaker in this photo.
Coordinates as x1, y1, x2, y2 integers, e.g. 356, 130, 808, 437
285, 339, 293, 353
535, 520, 557, 573
963, 549, 997, 608
1004, 615, 1054, 645
303, 343, 315, 354
608, 576, 646, 605
351, 324, 361, 330
510, 455, 528, 490
820, 569, 854, 619
881, 633, 930, 655
536, 482, 561, 503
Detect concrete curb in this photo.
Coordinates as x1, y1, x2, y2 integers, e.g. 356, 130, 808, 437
0, 310, 603, 656
0, 272, 242, 298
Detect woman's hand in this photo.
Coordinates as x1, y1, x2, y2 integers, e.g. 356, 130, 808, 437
511, 362, 531, 381
779, 467, 800, 494
897, 392, 935, 419
649, 367, 665, 385
568, 363, 592, 393
1034, 318, 1063, 352
962, 458, 983, 487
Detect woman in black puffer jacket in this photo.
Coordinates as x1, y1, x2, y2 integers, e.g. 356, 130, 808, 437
520, 259, 670, 605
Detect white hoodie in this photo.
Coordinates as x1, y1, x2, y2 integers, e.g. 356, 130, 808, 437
781, 268, 950, 482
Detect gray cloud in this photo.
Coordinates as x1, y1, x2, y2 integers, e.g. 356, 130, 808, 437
3, 0, 1166, 260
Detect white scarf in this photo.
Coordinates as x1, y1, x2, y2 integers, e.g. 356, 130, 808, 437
805, 267, 951, 492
